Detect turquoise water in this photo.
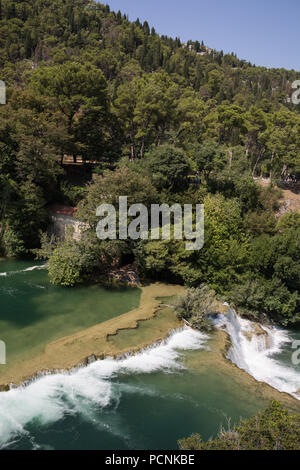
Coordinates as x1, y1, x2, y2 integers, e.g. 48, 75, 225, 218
0, 328, 270, 450
0, 260, 141, 371
0, 260, 298, 450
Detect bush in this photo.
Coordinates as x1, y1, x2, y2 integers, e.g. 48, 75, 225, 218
276, 211, 300, 232
48, 235, 100, 287
174, 285, 220, 332
47, 232, 131, 287
2, 228, 26, 257
229, 275, 300, 326
178, 401, 300, 450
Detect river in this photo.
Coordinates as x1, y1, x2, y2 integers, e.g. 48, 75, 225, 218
0, 260, 299, 450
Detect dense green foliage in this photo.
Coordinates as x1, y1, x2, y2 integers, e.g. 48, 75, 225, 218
174, 286, 219, 332
178, 401, 300, 450
0, 0, 300, 325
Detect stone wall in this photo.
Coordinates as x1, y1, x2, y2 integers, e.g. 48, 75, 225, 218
49, 213, 88, 241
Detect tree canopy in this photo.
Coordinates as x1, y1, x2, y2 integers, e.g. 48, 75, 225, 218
1, 0, 300, 326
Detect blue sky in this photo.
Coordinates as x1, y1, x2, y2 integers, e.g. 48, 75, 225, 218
105, 0, 299, 71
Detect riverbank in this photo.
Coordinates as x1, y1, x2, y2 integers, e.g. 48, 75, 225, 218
0, 274, 299, 451
0, 283, 185, 390
0, 266, 299, 416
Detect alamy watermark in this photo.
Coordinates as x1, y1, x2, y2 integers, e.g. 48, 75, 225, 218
0, 80, 6, 105
292, 80, 300, 105
292, 340, 300, 366
96, 197, 204, 251
0, 341, 6, 365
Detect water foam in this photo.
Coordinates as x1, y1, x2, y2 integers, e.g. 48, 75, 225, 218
0, 265, 47, 278
22, 265, 48, 272
0, 327, 208, 448
214, 309, 300, 398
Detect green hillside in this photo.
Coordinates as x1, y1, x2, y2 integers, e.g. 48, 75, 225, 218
0, 0, 300, 326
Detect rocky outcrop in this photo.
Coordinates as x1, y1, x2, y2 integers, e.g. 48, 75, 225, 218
242, 323, 270, 349
107, 263, 140, 286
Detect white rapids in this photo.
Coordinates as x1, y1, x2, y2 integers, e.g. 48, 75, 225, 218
0, 327, 209, 448
213, 309, 300, 399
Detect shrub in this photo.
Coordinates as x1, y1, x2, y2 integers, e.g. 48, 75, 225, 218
2, 228, 26, 257
178, 401, 300, 450
174, 285, 220, 332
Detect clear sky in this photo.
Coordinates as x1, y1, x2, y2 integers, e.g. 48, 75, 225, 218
104, 0, 300, 71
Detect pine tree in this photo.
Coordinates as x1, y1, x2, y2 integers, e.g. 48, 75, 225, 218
143, 21, 150, 35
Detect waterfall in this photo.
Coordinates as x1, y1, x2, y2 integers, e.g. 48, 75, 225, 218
0, 327, 209, 448
213, 309, 300, 399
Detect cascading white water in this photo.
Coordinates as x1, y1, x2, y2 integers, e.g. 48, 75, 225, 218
0, 327, 209, 448
214, 309, 300, 398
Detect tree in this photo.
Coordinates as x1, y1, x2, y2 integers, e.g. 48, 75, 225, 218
193, 141, 226, 181
264, 110, 300, 179
76, 166, 159, 228
48, 233, 101, 287
204, 105, 248, 167
146, 144, 191, 191
175, 90, 207, 147
114, 72, 179, 159
179, 402, 300, 450
245, 105, 268, 176
30, 62, 109, 163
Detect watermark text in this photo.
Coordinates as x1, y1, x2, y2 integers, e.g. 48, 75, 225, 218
96, 197, 204, 251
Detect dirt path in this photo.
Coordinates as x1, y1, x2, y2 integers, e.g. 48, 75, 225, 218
255, 178, 300, 215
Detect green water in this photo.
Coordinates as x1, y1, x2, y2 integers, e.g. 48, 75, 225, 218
0, 260, 298, 450
107, 307, 177, 350
0, 260, 141, 374
0, 340, 271, 451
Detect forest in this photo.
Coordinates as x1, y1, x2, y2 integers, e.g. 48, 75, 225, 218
0, 0, 300, 326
